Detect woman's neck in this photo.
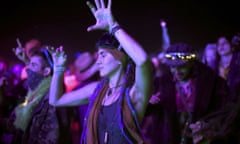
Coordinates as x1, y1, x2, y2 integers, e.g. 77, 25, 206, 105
108, 68, 125, 88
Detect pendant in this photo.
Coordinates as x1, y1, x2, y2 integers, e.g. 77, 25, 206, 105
106, 88, 112, 96
104, 131, 108, 144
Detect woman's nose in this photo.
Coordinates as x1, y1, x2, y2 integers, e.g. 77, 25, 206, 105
96, 58, 102, 65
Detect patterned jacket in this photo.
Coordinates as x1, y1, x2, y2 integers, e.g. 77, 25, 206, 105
19, 93, 72, 144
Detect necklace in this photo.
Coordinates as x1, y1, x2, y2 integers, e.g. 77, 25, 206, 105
106, 88, 113, 96
106, 83, 124, 96
102, 84, 124, 105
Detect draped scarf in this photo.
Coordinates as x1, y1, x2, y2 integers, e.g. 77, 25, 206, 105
13, 76, 52, 131
85, 79, 145, 144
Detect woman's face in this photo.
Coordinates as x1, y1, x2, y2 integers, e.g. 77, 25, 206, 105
217, 37, 232, 56
96, 48, 121, 77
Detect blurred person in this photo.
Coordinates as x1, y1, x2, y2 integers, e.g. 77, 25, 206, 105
150, 53, 162, 77
0, 64, 26, 106
200, 35, 240, 102
10, 63, 25, 86
13, 38, 42, 64
65, 51, 99, 92
4, 38, 44, 111
63, 65, 79, 92
217, 36, 233, 79
0, 61, 25, 122
64, 51, 100, 144
231, 32, 240, 51
0, 58, 8, 77
48, 1, 153, 144
140, 55, 169, 144
160, 19, 171, 52
13, 38, 42, 80
146, 42, 230, 144
217, 36, 240, 101
158, 19, 171, 63
190, 34, 240, 144
201, 43, 218, 72
0, 59, 14, 95
215, 35, 240, 101
0, 47, 72, 144
73, 51, 99, 83
190, 86, 240, 144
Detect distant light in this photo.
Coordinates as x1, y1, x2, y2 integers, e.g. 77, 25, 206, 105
64, 74, 79, 92
12, 64, 24, 74
160, 20, 167, 27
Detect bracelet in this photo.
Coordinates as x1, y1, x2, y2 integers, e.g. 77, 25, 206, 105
111, 25, 122, 35
54, 65, 66, 73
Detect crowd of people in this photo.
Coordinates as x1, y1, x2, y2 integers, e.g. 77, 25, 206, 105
1, 0, 240, 144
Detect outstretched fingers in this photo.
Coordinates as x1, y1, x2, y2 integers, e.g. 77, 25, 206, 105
87, 25, 97, 32
89, 0, 109, 10
100, 0, 105, 8
86, 0, 112, 31
94, 0, 101, 9
86, 1, 96, 15
107, 0, 111, 9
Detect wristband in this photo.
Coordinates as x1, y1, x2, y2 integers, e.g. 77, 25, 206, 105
54, 65, 66, 73
111, 25, 122, 35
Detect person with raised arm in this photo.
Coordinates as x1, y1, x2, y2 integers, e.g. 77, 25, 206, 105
48, 0, 153, 143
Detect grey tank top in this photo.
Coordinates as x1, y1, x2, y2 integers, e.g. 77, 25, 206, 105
97, 99, 130, 144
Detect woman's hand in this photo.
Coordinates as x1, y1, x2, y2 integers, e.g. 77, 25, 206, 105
86, 0, 116, 32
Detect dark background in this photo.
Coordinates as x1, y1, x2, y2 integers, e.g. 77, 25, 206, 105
0, 0, 239, 65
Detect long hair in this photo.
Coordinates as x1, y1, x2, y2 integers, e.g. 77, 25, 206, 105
82, 51, 144, 143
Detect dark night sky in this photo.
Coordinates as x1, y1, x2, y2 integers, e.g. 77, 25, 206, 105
0, 0, 239, 65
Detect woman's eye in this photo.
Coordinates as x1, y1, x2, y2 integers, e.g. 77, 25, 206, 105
99, 50, 108, 58
102, 53, 107, 57
100, 52, 107, 57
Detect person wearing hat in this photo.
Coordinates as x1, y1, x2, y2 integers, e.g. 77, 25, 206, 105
48, 0, 153, 144
65, 51, 100, 143
73, 51, 99, 87
143, 42, 231, 144
0, 47, 72, 144
64, 51, 99, 92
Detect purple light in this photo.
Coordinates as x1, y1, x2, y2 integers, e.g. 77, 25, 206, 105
12, 64, 24, 74
160, 21, 167, 27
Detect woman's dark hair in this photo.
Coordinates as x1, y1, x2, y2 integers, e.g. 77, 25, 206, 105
95, 32, 121, 50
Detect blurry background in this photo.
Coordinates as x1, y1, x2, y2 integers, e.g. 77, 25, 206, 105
0, 0, 239, 65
